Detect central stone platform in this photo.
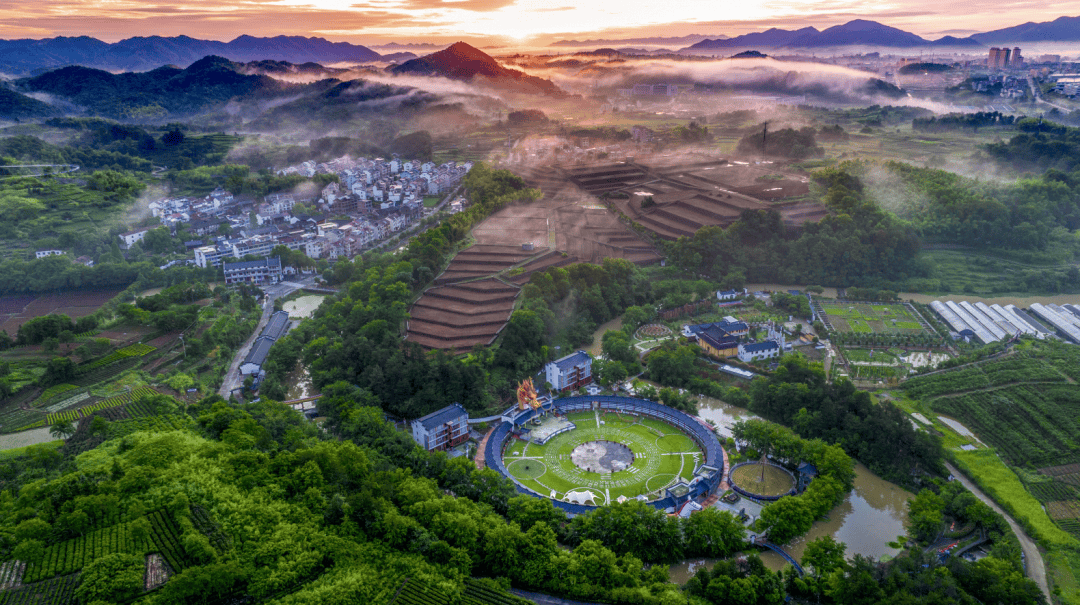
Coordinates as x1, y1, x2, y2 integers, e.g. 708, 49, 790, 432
570, 440, 634, 473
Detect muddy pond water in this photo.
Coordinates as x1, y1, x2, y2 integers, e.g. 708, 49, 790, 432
668, 396, 914, 580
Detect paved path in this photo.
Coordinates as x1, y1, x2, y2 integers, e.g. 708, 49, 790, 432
945, 462, 1051, 604
217, 280, 309, 399
510, 588, 604, 605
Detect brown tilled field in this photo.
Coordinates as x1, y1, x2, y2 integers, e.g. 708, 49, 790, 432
512, 156, 826, 243
1046, 500, 1080, 520
406, 278, 519, 353
1041, 463, 1080, 487
0, 289, 121, 336
473, 193, 660, 266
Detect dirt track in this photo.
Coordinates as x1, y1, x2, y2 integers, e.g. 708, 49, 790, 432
944, 462, 1051, 604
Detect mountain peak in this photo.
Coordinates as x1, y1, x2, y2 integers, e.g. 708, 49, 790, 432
391, 40, 565, 96
443, 42, 497, 63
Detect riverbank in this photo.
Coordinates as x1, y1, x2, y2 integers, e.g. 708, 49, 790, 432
672, 396, 913, 576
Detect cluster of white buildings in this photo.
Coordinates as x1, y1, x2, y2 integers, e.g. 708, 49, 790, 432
124, 155, 474, 271
192, 209, 420, 268
279, 155, 472, 208
148, 187, 236, 231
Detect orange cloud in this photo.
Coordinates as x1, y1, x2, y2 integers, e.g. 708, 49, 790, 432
1, 0, 1080, 48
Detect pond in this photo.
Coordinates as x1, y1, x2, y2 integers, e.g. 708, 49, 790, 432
283, 295, 325, 320
668, 398, 914, 580
285, 362, 315, 401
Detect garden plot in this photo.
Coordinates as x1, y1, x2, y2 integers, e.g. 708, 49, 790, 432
819, 302, 930, 335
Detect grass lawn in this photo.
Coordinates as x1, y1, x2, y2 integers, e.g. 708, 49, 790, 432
952, 448, 1078, 547
504, 410, 701, 503
849, 319, 873, 333
423, 195, 440, 208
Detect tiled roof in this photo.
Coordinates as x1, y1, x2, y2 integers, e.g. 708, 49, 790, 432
242, 336, 276, 368
551, 350, 591, 372
414, 403, 468, 431
223, 257, 282, 272
261, 311, 290, 341
742, 341, 779, 353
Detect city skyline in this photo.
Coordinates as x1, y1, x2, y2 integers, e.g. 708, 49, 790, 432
3, 0, 1080, 47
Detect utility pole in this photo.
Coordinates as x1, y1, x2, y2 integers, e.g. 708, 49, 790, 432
761, 122, 768, 163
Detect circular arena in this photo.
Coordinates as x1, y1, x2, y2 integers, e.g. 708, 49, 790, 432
485, 396, 725, 513
728, 462, 797, 500
635, 323, 673, 339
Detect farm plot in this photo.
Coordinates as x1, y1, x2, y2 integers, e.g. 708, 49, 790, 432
0, 406, 47, 434
1042, 463, 1080, 488
21, 510, 191, 584
819, 302, 930, 335
41, 387, 159, 426
393, 577, 534, 605
932, 385, 1080, 467
0, 289, 119, 337
0, 573, 78, 605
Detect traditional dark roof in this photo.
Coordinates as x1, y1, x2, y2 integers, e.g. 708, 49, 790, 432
550, 350, 591, 373
742, 341, 779, 353
262, 311, 291, 341
242, 336, 276, 368
798, 462, 818, 476
223, 257, 282, 272
688, 320, 748, 337
696, 325, 739, 350
413, 403, 468, 431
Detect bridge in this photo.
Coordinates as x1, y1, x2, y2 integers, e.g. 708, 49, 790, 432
753, 536, 805, 576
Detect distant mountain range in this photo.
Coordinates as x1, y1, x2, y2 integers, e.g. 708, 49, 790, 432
0, 35, 383, 75
973, 15, 1080, 43
551, 34, 724, 48
391, 42, 566, 97
685, 20, 984, 51
0, 45, 556, 121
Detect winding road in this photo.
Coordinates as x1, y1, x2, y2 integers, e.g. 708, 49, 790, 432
945, 462, 1051, 604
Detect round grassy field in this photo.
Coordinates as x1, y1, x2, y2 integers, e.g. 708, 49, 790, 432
730, 462, 796, 498
503, 410, 702, 504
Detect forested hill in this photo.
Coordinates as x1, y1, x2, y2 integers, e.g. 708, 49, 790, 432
0, 34, 382, 75
18, 57, 291, 118
0, 85, 58, 120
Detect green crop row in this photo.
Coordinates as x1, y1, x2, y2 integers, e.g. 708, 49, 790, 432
81, 343, 156, 371
31, 384, 79, 408
45, 410, 79, 425
148, 509, 190, 573
78, 387, 160, 417
23, 520, 152, 583
0, 573, 78, 605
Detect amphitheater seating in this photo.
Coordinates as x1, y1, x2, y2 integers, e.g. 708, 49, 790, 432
485, 395, 725, 515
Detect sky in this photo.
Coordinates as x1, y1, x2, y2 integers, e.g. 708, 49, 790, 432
1, 0, 1079, 46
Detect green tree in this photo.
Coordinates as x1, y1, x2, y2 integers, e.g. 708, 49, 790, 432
49, 418, 76, 440
802, 535, 846, 577
759, 496, 814, 544
74, 553, 145, 603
